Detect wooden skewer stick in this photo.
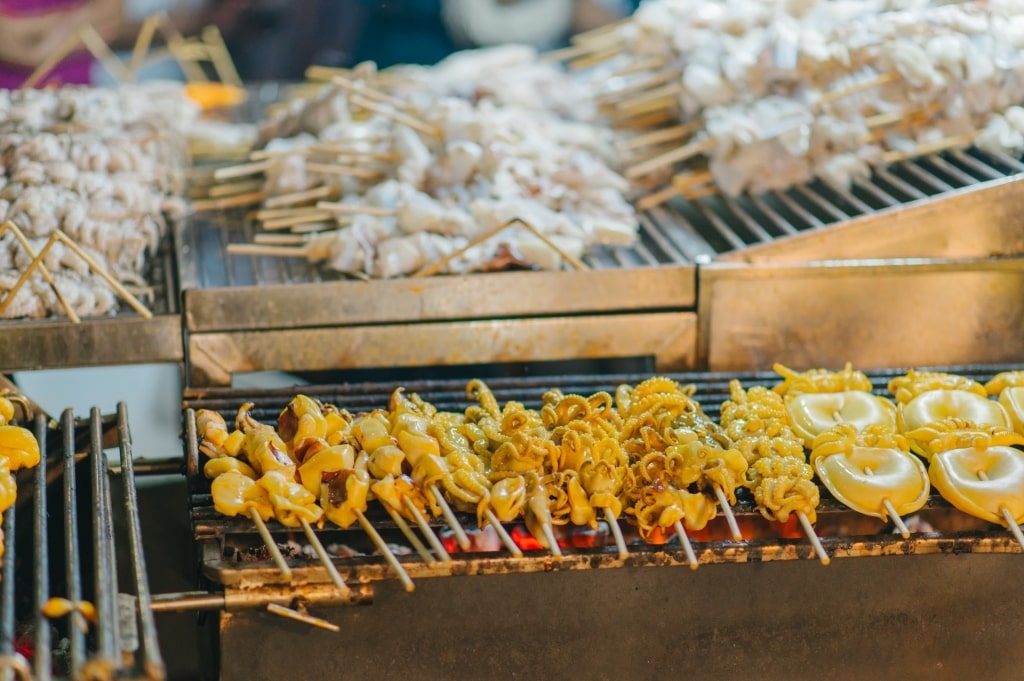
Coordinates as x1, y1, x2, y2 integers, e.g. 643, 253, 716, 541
249, 509, 292, 578
976, 470, 1024, 549
350, 95, 442, 139
154, 13, 208, 83
617, 82, 686, 115
604, 508, 629, 559
635, 183, 684, 212
192, 191, 267, 212
383, 506, 436, 564
797, 511, 830, 565
613, 109, 678, 131
299, 519, 349, 592
306, 64, 352, 82
673, 521, 700, 570
0, 233, 60, 319
265, 603, 340, 633
316, 201, 394, 217
404, 497, 451, 563
882, 133, 976, 165
520, 223, 590, 272
598, 68, 682, 104
54, 231, 153, 318
355, 508, 414, 592
0, 222, 79, 323
253, 233, 308, 246
626, 136, 716, 179
261, 211, 334, 231
214, 160, 271, 181
226, 243, 326, 260
79, 24, 131, 84
861, 465, 910, 538
540, 520, 563, 559
610, 55, 669, 79
331, 75, 412, 112
128, 14, 161, 78
305, 163, 384, 180
430, 485, 471, 552
264, 185, 334, 209
816, 70, 900, 109
202, 25, 244, 88
255, 206, 327, 221
618, 121, 701, 151
290, 221, 337, 234
206, 180, 264, 199
712, 486, 743, 541
21, 30, 84, 89
568, 45, 623, 71
483, 509, 523, 558
672, 169, 714, 191
570, 15, 631, 45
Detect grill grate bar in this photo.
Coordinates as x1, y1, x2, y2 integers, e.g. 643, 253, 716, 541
33, 415, 51, 681
948, 150, 1003, 180
897, 161, 955, 194
771, 190, 824, 230
873, 168, 928, 201
722, 197, 778, 242
747, 195, 799, 236
793, 184, 850, 221
851, 177, 900, 208
117, 403, 166, 681
89, 408, 119, 668
926, 155, 981, 187
62, 409, 85, 680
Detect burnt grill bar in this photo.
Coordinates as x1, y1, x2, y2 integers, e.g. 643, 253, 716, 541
0, 404, 164, 681
186, 363, 1024, 595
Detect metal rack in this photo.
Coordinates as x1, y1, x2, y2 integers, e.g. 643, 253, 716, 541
178, 143, 1024, 386
0, 405, 164, 681
179, 363, 1024, 681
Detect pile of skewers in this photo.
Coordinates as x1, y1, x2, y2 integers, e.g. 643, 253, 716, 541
200, 47, 638, 279
194, 364, 1024, 591
565, 0, 1024, 207
0, 392, 41, 566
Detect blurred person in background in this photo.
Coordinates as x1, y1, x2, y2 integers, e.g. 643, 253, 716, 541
0, 0, 124, 87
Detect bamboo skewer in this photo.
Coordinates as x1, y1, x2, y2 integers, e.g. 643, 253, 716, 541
214, 160, 271, 181
604, 508, 629, 559
254, 206, 327, 221
610, 55, 669, 79
483, 509, 523, 558
430, 485, 471, 551
616, 82, 686, 115
797, 511, 830, 565
249, 509, 292, 578
253, 233, 312, 246
570, 16, 631, 45
712, 486, 743, 541
290, 221, 336, 234
618, 121, 701, 151
299, 519, 349, 592
316, 201, 394, 216
202, 25, 243, 88
79, 25, 130, 83
349, 95, 442, 139
206, 180, 265, 198
129, 15, 161, 77
404, 498, 452, 563
306, 64, 352, 82
976, 470, 1024, 550
882, 133, 976, 164
305, 163, 384, 180
264, 185, 334, 209
598, 68, 682, 104
265, 603, 340, 633
0, 233, 60, 319
673, 521, 700, 570
0, 222, 79, 323
192, 191, 267, 211
331, 75, 412, 112
626, 137, 716, 179
355, 509, 414, 592
540, 520, 563, 559
519, 221, 590, 272
816, 71, 901, 109
261, 211, 334, 231
55, 231, 153, 318
858, 464, 911, 539
384, 506, 436, 564
226, 243, 325, 260
155, 13, 209, 83
635, 183, 685, 211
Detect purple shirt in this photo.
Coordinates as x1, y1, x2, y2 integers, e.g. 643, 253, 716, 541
0, 0, 94, 89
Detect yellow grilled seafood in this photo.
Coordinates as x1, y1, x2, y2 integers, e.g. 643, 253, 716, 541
810, 424, 929, 522
984, 371, 1024, 435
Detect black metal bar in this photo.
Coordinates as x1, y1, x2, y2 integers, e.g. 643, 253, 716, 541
88, 407, 118, 668
117, 402, 167, 680
0, 498, 14, 681
33, 414, 51, 681
62, 408, 85, 679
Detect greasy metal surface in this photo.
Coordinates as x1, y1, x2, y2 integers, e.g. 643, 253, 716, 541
0, 237, 182, 373
698, 257, 1024, 372
717, 170, 1024, 264
186, 364, 1023, 590
711, 149, 1024, 263
183, 267, 694, 332
0, 406, 165, 681
214, 554, 1024, 681
186, 311, 697, 386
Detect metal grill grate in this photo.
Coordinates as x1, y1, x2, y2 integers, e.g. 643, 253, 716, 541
184, 363, 1024, 591
0, 405, 164, 681
178, 147, 1024, 290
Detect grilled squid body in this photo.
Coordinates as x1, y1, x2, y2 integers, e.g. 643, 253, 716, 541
786, 391, 897, 448
985, 371, 1024, 436
929, 446, 1024, 526
813, 446, 928, 521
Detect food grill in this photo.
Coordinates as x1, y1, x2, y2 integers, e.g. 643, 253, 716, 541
178, 144, 1024, 386
179, 364, 1024, 681
0, 404, 163, 681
